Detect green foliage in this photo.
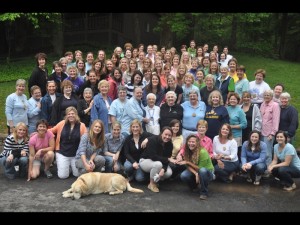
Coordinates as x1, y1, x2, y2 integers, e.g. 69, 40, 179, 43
0, 13, 61, 28
154, 13, 191, 40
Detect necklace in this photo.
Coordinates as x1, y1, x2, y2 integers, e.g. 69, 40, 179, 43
211, 105, 218, 114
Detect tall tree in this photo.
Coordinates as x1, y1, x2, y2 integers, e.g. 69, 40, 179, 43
0, 13, 61, 61
154, 13, 191, 48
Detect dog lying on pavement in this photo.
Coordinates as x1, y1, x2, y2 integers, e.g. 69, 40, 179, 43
62, 172, 144, 199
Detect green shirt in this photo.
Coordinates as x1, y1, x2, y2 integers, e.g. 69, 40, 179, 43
198, 148, 214, 171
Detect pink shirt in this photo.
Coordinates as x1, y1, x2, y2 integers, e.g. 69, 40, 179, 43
260, 100, 280, 136
180, 135, 213, 159
29, 130, 54, 153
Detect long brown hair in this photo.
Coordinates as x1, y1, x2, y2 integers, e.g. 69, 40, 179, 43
246, 130, 262, 152
89, 120, 105, 149
184, 134, 200, 165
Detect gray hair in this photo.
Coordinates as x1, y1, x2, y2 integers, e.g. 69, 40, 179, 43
117, 85, 127, 93
204, 74, 215, 85
166, 91, 177, 99
188, 89, 199, 97
280, 92, 291, 100
220, 65, 229, 70
83, 87, 93, 95
16, 79, 26, 87
264, 89, 274, 97
147, 93, 156, 100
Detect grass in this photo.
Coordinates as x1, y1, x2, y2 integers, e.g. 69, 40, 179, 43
0, 52, 299, 148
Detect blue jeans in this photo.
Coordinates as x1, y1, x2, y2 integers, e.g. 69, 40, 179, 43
214, 160, 239, 183
180, 168, 214, 196
271, 166, 300, 187
262, 136, 274, 166
0, 156, 28, 179
240, 162, 266, 180
124, 160, 146, 182
104, 155, 121, 172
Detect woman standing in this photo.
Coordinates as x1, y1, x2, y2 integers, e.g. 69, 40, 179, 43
179, 134, 214, 200
181, 90, 206, 140
145, 93, 160, 135
241, 130, 267, 185
49, 107, 87, 179
41, 80, 61, 127
28, 52, 48, 97
50, 80, 79, 126
204, 90, 229, 140
91, 80, 112, 133
27, 86, 42, 135
0, 122, 29, 179
226, 93, 247, 158
27, 120, 55, 180
142, 73, 165, 107
278, 92, 299, 145
249, 69, 271, 106
75, 120, 106, 175
5, 79, 29, 135
77, 88, 94, 128
108, 68, 124, 101
241, 91, 262, 143
260, 90, 280, 167
268, 131, 300, 191
164, 75, 183, 104
66, 66, 84, 96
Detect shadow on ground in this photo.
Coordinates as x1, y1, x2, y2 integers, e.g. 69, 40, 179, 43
0, 164, 300, 212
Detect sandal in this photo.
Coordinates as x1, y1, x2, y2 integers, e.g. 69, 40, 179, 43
148, 183, 159, 193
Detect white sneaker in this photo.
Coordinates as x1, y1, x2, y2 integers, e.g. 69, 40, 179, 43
153, 173, 160, 183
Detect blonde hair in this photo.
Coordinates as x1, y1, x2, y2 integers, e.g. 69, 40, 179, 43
13, 122, 29, 142
89, 119, 105, 149
208, 90, 224, 106
64, 106, 80, 123
129, 119, 143, 135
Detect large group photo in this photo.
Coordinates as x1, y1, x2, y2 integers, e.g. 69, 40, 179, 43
0, 13, 299, 212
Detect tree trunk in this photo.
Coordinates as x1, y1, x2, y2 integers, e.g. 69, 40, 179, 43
160, 26, 173, 48
279, 13, 288, 60
133, 13, 141, 46
51, 14, 64, 57
230, 15, 237, 51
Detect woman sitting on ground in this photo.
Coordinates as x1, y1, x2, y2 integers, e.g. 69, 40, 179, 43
139, 127, 175, 193
0, 122, 29, 179
268, 130, 300, 191
75, 119, 106, 175
27, 119, 55, 180
240, 130, 267, 185
103, 121, 126, 173
213, 123, 239, 183
123, 119, 153, 182
179, 134, 214, 200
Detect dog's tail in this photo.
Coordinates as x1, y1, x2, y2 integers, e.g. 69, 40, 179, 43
126, 181, 144, 193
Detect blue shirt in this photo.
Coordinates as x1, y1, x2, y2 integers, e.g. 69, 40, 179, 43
274, 143, 300, 171
241, 141, 267, 166
181, 101, 206, 131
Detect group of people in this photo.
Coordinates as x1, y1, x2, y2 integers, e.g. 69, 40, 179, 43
1, 41, 299, 201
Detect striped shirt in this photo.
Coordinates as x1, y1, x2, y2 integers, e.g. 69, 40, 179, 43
0, 134, 29, 158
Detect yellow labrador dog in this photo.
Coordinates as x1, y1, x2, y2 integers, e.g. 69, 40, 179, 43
62, 172, 143, 199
